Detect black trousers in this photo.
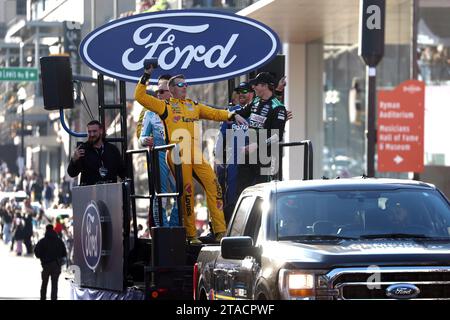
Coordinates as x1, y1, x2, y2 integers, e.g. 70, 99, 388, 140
40, 261, 61, 300
24, 236, 32, 254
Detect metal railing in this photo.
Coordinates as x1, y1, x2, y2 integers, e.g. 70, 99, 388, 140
126, 143, 184, 236
278, 140, 314, 181
151, 143, 184, 226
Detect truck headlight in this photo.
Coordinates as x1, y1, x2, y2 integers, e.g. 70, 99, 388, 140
278, 269, 316, 300
288, 273, 314, 289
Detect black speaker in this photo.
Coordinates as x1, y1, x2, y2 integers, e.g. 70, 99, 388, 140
151, 227, 187, 267
40, 56, 74, 110
253, 54, 285, 84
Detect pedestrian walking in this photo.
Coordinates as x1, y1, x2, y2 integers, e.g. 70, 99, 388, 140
23, 212, 34, 255
12, 212, 25, 256
34, 224, 67, 300
43, 181, 54, 210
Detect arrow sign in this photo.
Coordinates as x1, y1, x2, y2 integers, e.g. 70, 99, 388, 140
0, 67, 38, 82
393, 155, 404, 165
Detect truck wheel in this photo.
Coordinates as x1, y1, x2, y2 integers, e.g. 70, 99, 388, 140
254, 284, 270, 300
199, 288, 208, 300
256, 292, 267, 300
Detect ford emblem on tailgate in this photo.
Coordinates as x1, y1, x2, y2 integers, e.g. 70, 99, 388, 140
386, 284, 420, 299
80, 10, 281, 84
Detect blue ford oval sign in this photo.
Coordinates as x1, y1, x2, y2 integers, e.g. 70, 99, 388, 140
81, 201, 102, 271
386, 283, 420, 299
80, 10, 281, 84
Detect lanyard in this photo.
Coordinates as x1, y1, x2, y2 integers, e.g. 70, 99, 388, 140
95, 145, 105, 168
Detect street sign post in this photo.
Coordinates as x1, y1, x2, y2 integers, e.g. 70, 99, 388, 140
0, 67, 38, 82
358, 0, 386, 177
377, 80, 425, 173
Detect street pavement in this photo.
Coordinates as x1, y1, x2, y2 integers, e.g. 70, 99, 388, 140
0, 240, 71, 300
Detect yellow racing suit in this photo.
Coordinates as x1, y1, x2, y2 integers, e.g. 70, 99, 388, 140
135, 82, 234, 238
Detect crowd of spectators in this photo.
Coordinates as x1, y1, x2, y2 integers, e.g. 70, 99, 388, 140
418, 44, 450, 83
0, 160, 73, 264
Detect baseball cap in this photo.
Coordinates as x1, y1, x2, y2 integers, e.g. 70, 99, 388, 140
234, 82, 251, 92
249, 72, 276, 86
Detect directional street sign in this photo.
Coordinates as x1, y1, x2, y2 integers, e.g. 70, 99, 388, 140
377, 80, 425, 173
0, 67, 38, 82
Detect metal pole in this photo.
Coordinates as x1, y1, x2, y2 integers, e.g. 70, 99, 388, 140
411, 0, 420, 181
113, 0, 118, 19
365, 66, 376, 177
411, 0, 419, 80
91, 0, 95, 32
35, 28, 39, 68
119, 80, 127, 163
19, 42, 24, 67
21, 103, 25, 167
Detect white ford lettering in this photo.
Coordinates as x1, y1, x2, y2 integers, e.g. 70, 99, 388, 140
85, 213, 98, 258
122, 23, 238, 71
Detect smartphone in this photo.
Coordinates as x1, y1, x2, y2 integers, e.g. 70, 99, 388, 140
76, 141, 85, 149
144, 58, 158, 70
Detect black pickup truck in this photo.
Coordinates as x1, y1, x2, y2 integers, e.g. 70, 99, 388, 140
195, 178, 450, 300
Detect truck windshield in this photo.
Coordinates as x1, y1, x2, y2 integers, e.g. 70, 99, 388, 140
276, 189, 450, 240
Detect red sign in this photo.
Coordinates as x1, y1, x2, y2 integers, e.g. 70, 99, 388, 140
377, 80, 425, 172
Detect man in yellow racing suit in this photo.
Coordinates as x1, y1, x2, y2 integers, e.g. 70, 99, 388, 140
135, 67, 247, 243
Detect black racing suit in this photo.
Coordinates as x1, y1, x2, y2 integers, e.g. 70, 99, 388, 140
235, 95, 287, 196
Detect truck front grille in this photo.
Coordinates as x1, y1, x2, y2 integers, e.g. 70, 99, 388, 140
326, 267, 450, 300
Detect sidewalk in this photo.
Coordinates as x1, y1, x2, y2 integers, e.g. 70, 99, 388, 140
0, 240, 71, 300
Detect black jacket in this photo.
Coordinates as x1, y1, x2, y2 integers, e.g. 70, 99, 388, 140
236, 95, 287, 140
67, 142, 126, 186
235, 95, 287, 164
34, 230, 67, 266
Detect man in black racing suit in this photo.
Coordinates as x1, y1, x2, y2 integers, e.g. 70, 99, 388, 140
234, 72, 288, 197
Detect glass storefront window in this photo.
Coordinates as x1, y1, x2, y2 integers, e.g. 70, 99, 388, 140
320, 1, 413, 178
418, 2, 450, 166
417, 5, 450, 85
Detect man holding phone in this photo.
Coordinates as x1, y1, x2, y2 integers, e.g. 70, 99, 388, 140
67, 120, 126, 185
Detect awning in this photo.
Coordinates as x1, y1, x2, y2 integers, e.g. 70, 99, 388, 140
5, 19, 62, 41
238, 0, 412, 45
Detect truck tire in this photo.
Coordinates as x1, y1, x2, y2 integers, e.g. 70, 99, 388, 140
199, 288, 208, 300
197, 281, 208, 300
254, 281, 272, 300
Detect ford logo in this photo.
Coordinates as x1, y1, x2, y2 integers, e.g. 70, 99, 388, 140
79, 10, 281, 84
81, 201, 103, 271
386, 284, 420, 299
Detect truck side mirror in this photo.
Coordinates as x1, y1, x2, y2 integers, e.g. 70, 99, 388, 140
221, 236, 259, 260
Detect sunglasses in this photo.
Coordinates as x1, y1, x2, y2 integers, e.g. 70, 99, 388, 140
175, 82, 188, 88
157, 89, 169, 95
237, 89, 250, 94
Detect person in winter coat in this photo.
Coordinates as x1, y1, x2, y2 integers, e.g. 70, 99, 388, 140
12, 212, 25, 256
34, 224, 67, 300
